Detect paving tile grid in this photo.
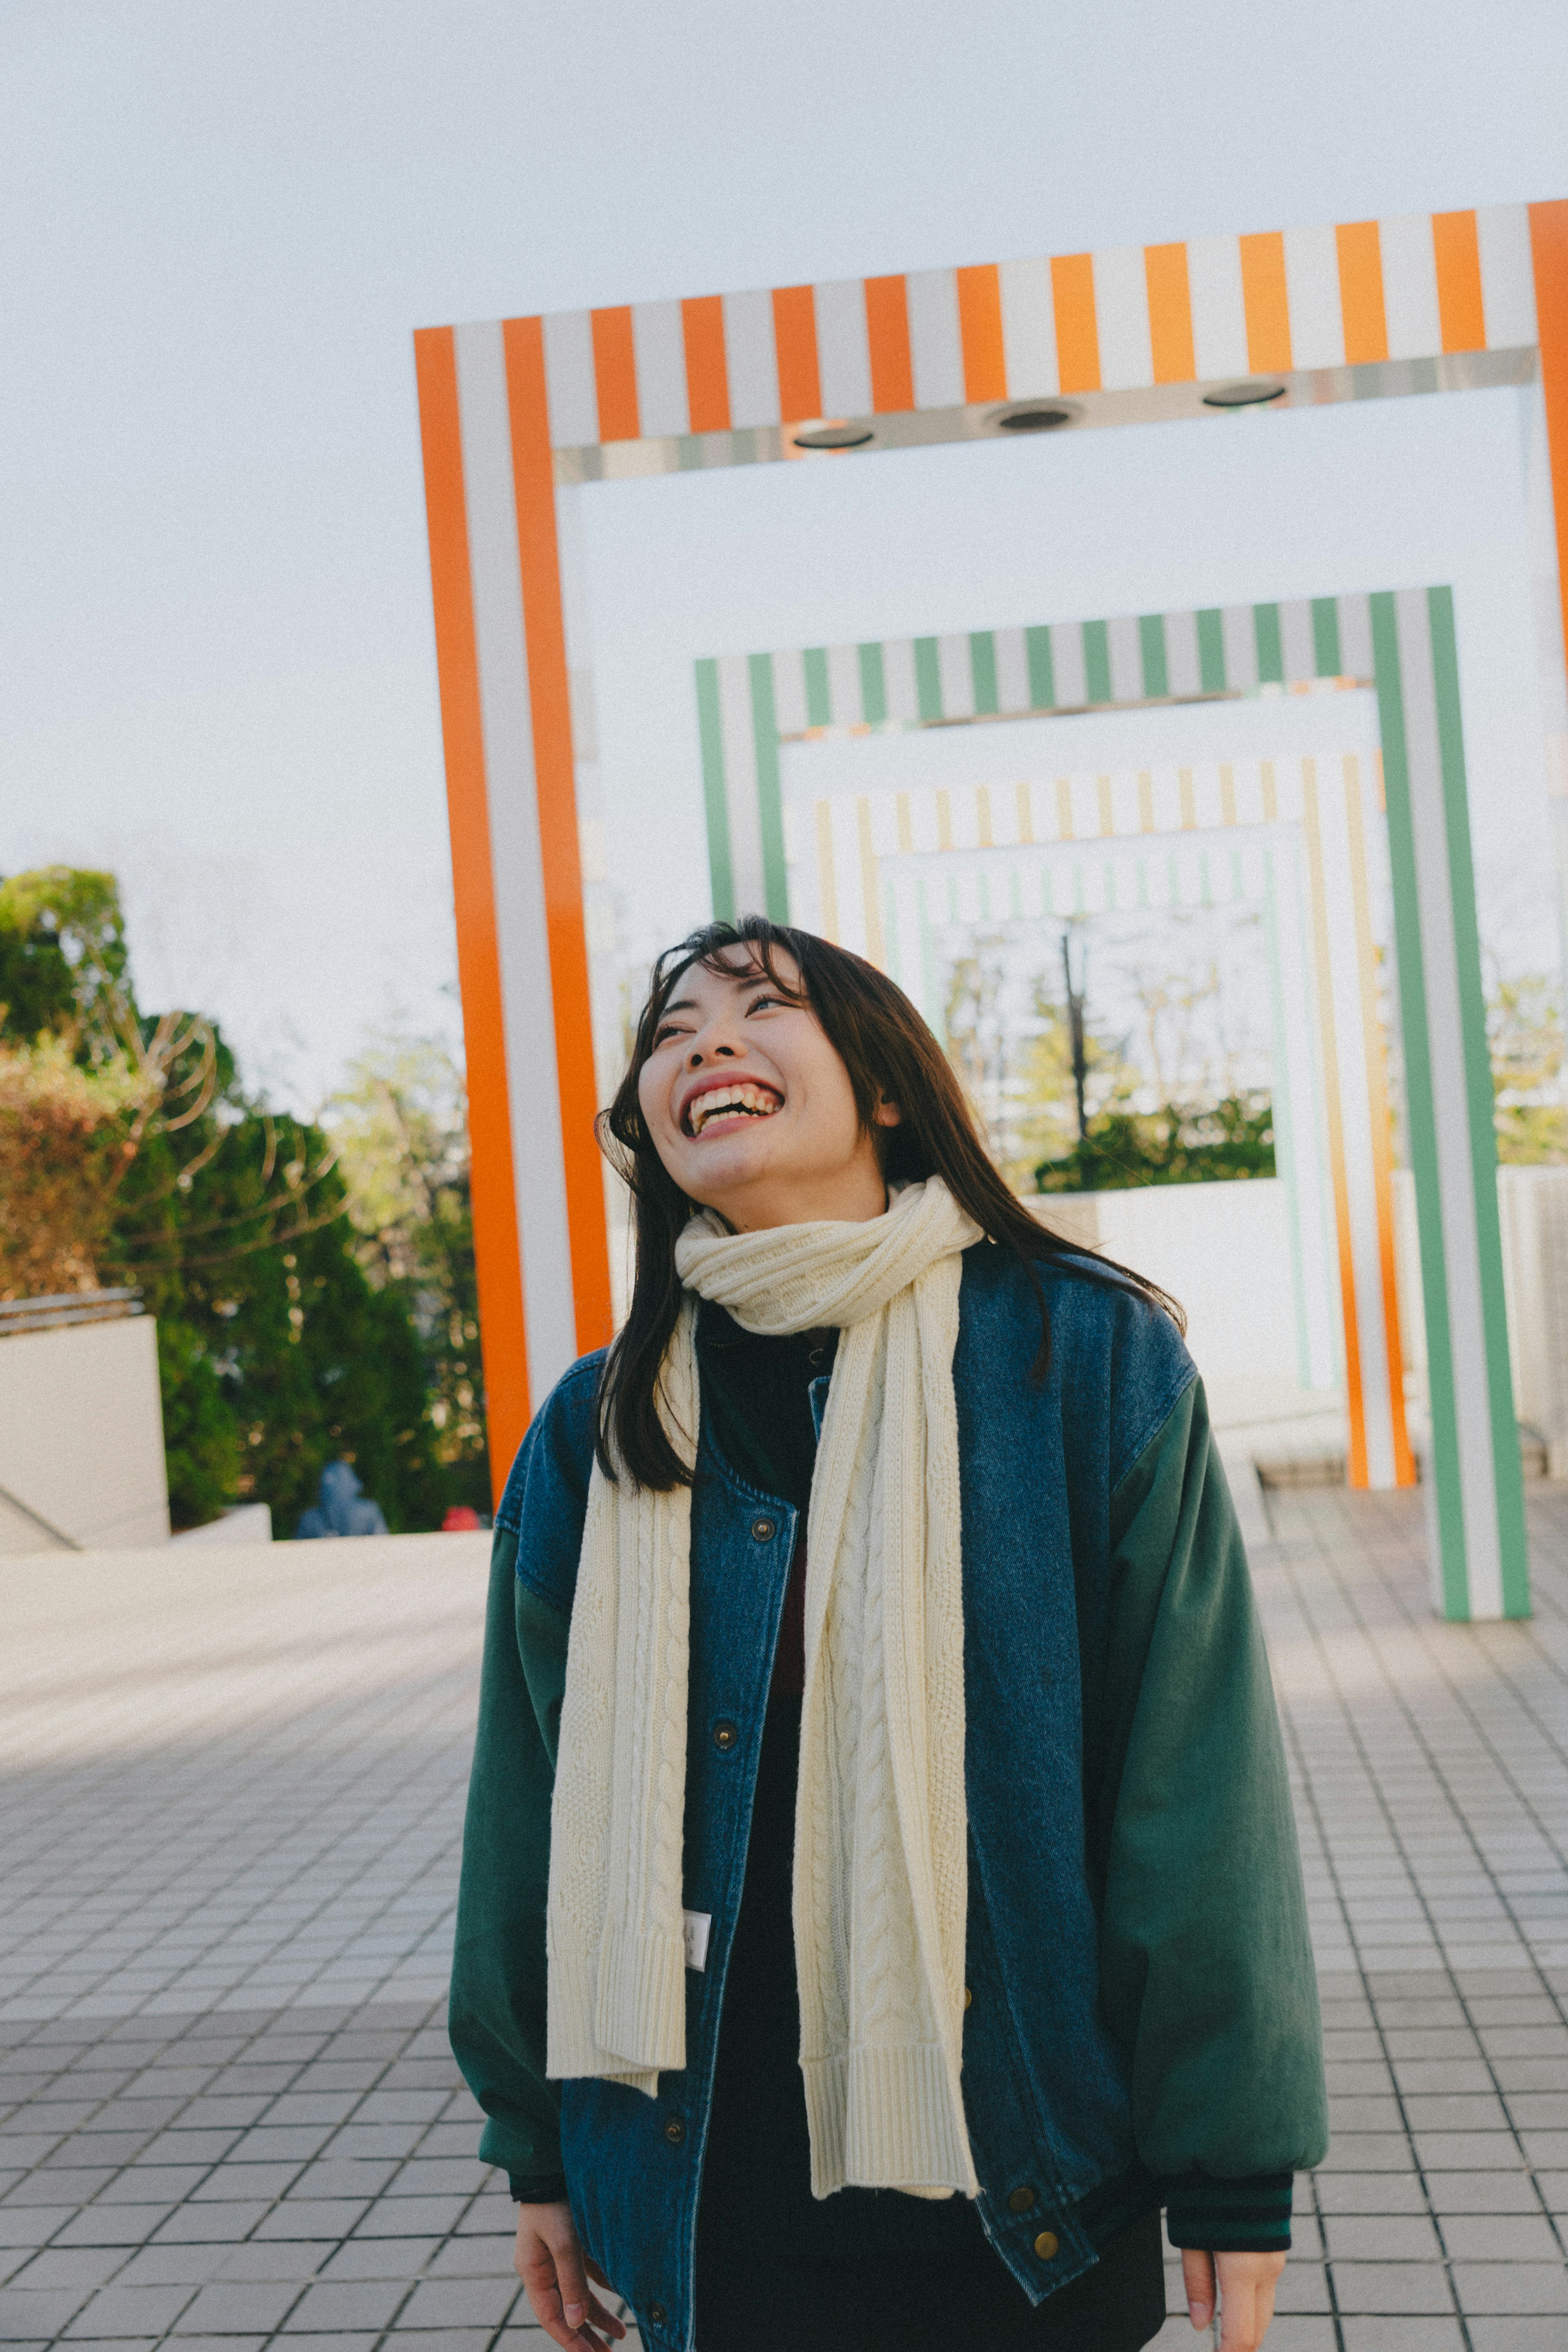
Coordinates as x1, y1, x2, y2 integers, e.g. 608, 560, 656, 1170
1, 1498, 1567, 2348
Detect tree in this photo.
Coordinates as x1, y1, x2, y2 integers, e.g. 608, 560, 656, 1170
1488, 969, 1568, 1163
0, 867, 131, 1045
1035, 1095, 1276, 1192
0, 865, 474, 1533
324, 1030, 489, 1514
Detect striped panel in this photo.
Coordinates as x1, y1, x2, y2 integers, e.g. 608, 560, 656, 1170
864, 275, 915, 412
413, 327, 531, 1496
682, 294, 731, 432
630, 301, 688, 440
452, 323, 578, 1416
1093, 246, 1154, 390
813, 276, 873, 417
998, 257, 1058, 397
524, 200, 1553, 453
956, 265, 1008, 404
722, 287, 780, 430
1283, 221, 1345, 370
1374, 589, 1526, 1617
501, 319, 613, 1362
772, 286, 822, 421
906, 269, 965, 410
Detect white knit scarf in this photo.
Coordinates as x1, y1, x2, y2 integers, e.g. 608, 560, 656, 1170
545, 1177, 983, 2199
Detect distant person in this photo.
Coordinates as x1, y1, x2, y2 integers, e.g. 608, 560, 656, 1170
294, 1459, 388, 1540
453, 918, 1325, 2352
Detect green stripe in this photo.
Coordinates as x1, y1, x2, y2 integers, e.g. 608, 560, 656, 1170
914, 637, 942, 720
802, 647, 831, 727
970, 631, 999, 716
1372, 593, 1468, 1616
858, 642, 887, 725
1025, 625, 1056, 708
1311, 597, 1342, 677
1254, 602, 1284, 685
1428, 586, 1530, 1615
1196, 608, 1226, 692
1083, 620, 1111, 704
694, 659, 734, 921
747, 652, 790, 921
1138, 614, 1168, 699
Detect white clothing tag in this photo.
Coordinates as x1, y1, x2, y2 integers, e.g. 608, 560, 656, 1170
682, 1909, 712, 1972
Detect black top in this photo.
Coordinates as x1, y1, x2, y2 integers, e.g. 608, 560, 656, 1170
695, 1302, 984, 2256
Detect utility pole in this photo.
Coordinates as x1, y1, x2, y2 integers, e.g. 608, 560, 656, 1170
1062, 927, 1089, 1142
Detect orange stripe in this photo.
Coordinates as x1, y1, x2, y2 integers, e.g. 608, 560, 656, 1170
1238, 231, 1292, 373
1050, 253, 1100, 393
412, 327, 531, 1498
590, 305, 640, 441
1433, 210, 1487, 352
1143, 243, 1196, 383
681, 294, 731, 432
1342, 756, 1416, 1486
503, 317, 615, 1361
1299, 763, 1368, 1485
1335, 221, 1389, 364
864, 274, 915, 412
772, 285, 821, 421
956, 263, 1007, 402
1530, 204, 1568, 741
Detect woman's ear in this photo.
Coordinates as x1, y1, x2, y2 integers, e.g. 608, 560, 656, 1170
873, 1094, 903, 1129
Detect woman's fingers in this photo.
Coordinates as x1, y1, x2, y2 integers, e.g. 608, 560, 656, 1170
1215, 2250, 1287, 2350
1183, 2247, 1216, 2330
515, 2206, 625, 2350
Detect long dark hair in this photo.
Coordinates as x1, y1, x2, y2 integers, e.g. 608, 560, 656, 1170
596, 917, 1182, 1489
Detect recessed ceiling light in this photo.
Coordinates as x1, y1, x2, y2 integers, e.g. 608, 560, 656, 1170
791, 421, 875, 450
1201, 380, 1287, 409
993, 403, 1077, 431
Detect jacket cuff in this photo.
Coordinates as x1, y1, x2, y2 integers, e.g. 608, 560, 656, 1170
510, 2171, 570, 2205
1163, 2171, 1294, 2252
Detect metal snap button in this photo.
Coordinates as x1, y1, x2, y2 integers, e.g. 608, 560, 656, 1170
750, 1516, 776, 1541
962, 1986, 973, 2009
1007, 2183, 1036, 2213
713, 1719, 739, 1752
663, 2116, 686, 2144
1033, 2229, 1060, 2260
648, 2301, 667, 2325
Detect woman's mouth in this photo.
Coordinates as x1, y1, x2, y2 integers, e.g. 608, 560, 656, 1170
684, 1081, 783, 1137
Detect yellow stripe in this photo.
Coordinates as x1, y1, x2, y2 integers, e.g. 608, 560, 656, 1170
858, 798, 886, 966
815, 801, 840, 941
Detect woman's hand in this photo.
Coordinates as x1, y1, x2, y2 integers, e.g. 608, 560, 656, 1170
513, 2203, 627, 2350
1183, 2248, 1287, 2349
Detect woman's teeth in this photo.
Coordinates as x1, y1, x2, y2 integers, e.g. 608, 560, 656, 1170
687, 1082, 781, 1135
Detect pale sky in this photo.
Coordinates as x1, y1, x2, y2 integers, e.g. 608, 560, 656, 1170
3, 2, 1567, 1108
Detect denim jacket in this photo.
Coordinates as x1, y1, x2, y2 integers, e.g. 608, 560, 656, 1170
449, 1247, 1327, 2350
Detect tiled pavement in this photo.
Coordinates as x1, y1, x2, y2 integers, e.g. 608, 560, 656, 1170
2, 1496, 1568, 2350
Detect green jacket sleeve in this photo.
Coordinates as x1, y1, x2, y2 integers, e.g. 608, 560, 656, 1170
448, 1525, 572, 2201
1095, 1377, 1328, 2250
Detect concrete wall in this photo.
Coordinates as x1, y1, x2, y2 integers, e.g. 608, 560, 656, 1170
1028, 1177, 1300, 1383
0, 1315, 169, 1552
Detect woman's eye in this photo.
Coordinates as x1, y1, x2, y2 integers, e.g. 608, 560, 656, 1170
748, 993, 784, 1014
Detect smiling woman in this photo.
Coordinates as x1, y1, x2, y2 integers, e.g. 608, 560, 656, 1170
448, 918, 1326, 2352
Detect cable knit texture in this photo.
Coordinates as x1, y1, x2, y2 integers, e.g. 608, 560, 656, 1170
544, 1178, 983, 2197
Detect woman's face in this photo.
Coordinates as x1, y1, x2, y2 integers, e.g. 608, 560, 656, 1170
636, 949, 899, 1230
